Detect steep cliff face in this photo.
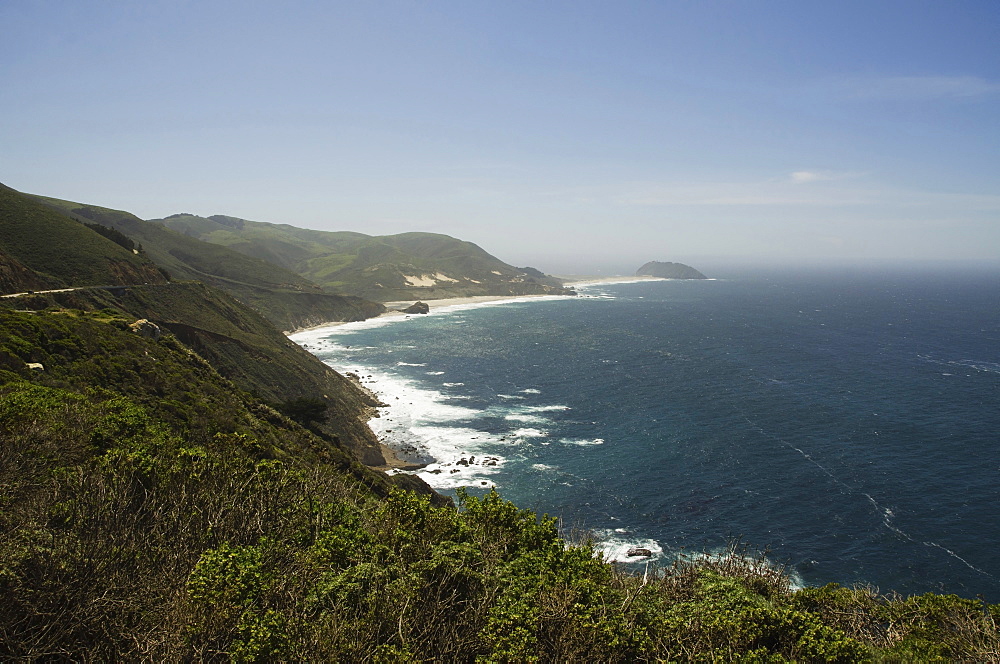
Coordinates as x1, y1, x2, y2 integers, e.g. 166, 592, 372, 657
0, 251, 58, 294
636, 261, 708, 279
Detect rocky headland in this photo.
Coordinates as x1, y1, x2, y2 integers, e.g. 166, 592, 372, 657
636, 260, 708, 279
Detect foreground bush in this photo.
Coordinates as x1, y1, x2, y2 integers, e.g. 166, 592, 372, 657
1, 309, 998, 661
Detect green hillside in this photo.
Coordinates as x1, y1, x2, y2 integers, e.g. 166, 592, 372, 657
7, 281, 390, 466
0, 184, 167, 291
32, 196, 384, 331
151, 213, 574, 302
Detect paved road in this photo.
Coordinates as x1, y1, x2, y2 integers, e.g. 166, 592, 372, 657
1, 287, 77, 299
1, 283, 173, 299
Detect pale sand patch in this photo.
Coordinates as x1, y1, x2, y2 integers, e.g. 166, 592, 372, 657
403, 275, 436, 287
403, 272, 460, 287
284, 277, 663, 334
285, 293, 562, 334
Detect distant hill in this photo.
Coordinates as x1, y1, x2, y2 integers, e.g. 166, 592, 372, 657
150, 213, 574, 302
31, 196, 384, 331
636, 260, 707, 279
0, 184, 167, 292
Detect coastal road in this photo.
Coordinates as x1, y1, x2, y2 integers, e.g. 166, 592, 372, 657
0, 283, 176, 299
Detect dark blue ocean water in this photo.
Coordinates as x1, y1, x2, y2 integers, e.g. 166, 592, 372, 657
292, 267, 1000, 600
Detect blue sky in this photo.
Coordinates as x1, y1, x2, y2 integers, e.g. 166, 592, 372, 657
2, 1, 998, 272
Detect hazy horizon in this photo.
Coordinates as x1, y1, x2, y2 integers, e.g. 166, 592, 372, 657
3, 2, 998, 271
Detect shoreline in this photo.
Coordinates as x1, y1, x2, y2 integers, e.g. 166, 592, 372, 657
285, 276, 664, 335
289, 276, 663, 471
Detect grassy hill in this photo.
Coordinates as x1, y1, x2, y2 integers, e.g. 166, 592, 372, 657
151, 213, 574, 302
0, 184, 167, 291
32, 196, 384, 331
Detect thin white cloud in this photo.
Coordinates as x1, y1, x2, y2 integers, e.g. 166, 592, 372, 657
788, 170, 865, 184
790, 171, 835, 184
612, 178, 1000, 210
823, 75, 1000, 101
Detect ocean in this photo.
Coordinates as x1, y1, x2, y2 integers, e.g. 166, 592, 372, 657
291, 266, 1000, 601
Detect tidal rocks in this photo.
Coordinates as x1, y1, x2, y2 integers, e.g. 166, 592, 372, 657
401, 301, 430, 314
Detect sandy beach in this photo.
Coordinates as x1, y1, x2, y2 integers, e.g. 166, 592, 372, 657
288, 275, 664, 335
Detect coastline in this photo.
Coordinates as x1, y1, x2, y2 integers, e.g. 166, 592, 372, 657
286, 275, 664, 335
288, 276, 664, 471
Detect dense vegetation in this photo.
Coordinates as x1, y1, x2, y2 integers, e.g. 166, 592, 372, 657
150, 213, 573, 302
1, 308, 998, 661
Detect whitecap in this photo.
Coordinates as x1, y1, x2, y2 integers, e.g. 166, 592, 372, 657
505, 413, 551, 423
512, 428, 548, 438
561, 437, 605, 446
679, 548, 806, 590
591, 531, 664, 563
396, 361, 427, 367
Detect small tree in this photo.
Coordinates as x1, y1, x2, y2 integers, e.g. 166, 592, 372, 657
277, 397, 328, 427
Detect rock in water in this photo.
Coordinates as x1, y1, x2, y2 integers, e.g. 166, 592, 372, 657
635, 261, 707, 279
401, 301, 430, 314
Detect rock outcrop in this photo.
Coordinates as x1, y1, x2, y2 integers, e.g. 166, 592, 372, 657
636, 261, 707, 279
129, 318, 162, 339
401, 301, 430, 314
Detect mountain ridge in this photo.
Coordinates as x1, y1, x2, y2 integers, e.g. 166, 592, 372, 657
150, 212, 574, 302
30, 195, 385, 332
1, 184, 398, 468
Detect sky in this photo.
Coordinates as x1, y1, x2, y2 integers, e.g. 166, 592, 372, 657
2, 1, 999, 273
